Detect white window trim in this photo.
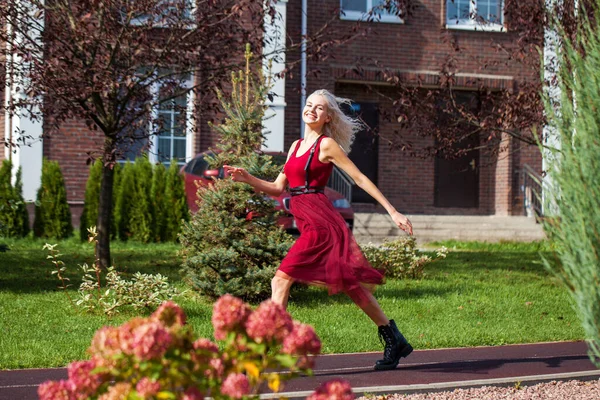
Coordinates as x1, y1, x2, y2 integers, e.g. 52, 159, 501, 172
446, 0, 506, 32
148, 74, 194, 166
340, 1, 404, 24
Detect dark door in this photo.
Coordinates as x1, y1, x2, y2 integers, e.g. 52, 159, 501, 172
347, 102, 379, 204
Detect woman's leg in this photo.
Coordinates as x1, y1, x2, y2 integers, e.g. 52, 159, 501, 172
349, 289, 389, 326
271, 271, 295, 309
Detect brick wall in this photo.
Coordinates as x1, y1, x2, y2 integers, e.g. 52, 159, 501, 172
283, 0, 543, 215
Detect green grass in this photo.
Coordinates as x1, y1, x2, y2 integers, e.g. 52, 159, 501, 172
0, 237, 584, 369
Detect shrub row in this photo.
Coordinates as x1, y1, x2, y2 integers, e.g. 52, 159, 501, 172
0, 160, 30, 238
81, 158, 188, 243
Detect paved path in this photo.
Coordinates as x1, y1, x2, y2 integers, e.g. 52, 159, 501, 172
1, 341, 598, 400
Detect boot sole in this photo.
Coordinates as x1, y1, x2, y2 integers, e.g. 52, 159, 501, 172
373, 344, 414, 371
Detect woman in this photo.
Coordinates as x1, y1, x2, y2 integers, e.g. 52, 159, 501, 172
224, 89, 413, 371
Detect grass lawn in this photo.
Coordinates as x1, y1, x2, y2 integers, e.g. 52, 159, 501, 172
0, 237, 584, 370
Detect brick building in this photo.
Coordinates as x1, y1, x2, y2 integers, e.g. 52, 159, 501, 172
2, 0, 542, 226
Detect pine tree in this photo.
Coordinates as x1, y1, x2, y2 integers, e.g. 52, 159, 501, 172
180, 45, 292, 301
33, 159, 73, 239
115, 162, 135, 240
165, 160, 188, 242
13, 167, 30, 237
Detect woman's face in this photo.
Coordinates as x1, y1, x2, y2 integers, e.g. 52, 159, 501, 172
303, 95, 331, 128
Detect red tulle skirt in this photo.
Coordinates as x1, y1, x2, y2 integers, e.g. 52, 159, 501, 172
278, 193, 385, 306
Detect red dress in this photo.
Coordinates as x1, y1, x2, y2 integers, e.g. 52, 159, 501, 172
279, 135, 384, 306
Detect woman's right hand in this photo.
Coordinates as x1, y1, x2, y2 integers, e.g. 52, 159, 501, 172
223, 165, 250, 183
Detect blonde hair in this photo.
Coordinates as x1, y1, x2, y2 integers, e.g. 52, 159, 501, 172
308, 89, 363, 154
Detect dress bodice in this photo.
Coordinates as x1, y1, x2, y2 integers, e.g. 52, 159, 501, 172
284, 136, 333, 188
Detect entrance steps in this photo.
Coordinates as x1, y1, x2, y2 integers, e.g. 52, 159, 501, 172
353, 214, 546, 245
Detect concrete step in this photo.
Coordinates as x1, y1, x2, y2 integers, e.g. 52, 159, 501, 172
353, 213, 546, 244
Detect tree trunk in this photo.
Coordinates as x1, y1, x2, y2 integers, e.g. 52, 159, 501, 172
96, 138, 116, 269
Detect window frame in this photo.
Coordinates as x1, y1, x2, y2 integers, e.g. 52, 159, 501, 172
340, 0, 404, 24
446, 0, 506, 32
127, 0, 196, 29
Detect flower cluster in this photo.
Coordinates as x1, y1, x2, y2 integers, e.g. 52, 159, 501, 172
307, 379, 355, 400
38, 296, 337, 400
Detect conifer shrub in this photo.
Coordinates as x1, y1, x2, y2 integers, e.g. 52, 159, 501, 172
80, 159, 102, 240
0, 161, 30, 238
180, 46, 293, 301
164, 160, 188, 241
129, 157, 153, 242
115, 162, 135, 240
542, 7, 600, 367
151, 162, 169, 242
33, 159, 73, 239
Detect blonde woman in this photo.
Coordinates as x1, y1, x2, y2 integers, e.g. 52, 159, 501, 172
224, 89, 413, 370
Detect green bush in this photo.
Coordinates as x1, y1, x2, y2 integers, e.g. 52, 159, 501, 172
361, 237, 447, 280
165, 160, 188, 241
0, 161, 30, 238
542, 5, 600, 367
151, 162, 168, 242
179, 46, 293, 301
114, 162, 135, 240
33, 159, 73, 239
129, 157, 153, 242
79, 160, 102, 240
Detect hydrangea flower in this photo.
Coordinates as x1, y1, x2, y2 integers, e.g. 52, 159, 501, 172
135, 377, 161, 398
307, 378, 354, 400
38, 379, 75, 400
119, 318, 172, 360
98, 382, 132, 400
89, 325, 121, 361
67, 359, 102, 398
245, 300, 293, 343
152, 300, 187, 327
283, 322, 322, 356
212, 294, 252, 340
220, 373, 250, 399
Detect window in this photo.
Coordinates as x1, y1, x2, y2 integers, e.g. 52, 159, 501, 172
127, 0, 195, 27
446, 0, 504, 31
340, 0, 403, 23
118, 72, 194, 167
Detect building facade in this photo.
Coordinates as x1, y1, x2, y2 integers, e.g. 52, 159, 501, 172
1, 0, 542, 226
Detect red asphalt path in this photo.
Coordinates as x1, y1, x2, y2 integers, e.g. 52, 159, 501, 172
1, 341, 598, 400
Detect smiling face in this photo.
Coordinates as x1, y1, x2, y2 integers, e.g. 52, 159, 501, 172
302, 94, 331, 129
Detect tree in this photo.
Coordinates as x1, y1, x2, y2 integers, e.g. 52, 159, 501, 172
0, 0, 361, 268
541, 0, 600, 366
179, 47, 293, 301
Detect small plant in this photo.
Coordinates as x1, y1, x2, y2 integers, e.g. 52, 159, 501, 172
361, 237, 447, 279
45, 227, 179, 316
37, 297, 337, 400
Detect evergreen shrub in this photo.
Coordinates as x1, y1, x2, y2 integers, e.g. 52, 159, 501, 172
0, 161, 30, 237
180, 46, 293, 301
129, 157, 153, 242
542, 5, 600, 367
165, 160, 189, 241
80, 159, 102, 240
33, 159, 73, 239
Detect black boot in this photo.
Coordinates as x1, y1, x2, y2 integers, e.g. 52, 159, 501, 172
374, 319, 413, 371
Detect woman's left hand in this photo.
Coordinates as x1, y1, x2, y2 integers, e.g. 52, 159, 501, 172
391, 211, 413, 235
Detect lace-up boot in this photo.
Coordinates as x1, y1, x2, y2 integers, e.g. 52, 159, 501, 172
374, 319, 413, 371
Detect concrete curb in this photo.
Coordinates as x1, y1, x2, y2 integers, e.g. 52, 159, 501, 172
262, 370, 600, 399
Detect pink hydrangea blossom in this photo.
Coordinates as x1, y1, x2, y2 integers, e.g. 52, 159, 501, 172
220, 373, 250, 399
211, 295, 251, 340
89, 326, 122, 360
118, 318, 172, 360
182, 386, 204, 400
98, 382, 132, 400
282, 322, 322, 356
306, 379, 354, 400
135, 377, 161, 398
67, 359, 102, 398
205, 357, 225, 379
152, 301, 187, 327
245, 300, 293, 344
193, 338, 219, 353
38, 379, 75, 400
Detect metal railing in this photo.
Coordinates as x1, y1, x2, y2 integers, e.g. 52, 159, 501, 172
327, 166, 354, 202
522, 164, 544, 219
